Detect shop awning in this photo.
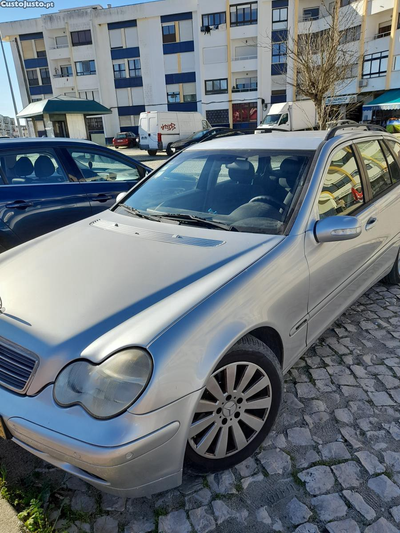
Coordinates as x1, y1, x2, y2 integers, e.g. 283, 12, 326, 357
17, 95, 112, 118
363, 90, 400, 112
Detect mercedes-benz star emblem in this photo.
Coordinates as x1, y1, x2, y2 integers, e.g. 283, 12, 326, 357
0, 297, 5, 314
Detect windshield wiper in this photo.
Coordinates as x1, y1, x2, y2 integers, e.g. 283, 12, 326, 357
156, 213, 237, 231
120, 204, 161, 222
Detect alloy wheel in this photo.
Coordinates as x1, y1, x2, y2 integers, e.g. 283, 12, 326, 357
188, 362, 272, 459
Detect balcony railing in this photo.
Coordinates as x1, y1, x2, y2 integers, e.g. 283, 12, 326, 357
299, 15, 320, 22
374, 30, 391, 39
233, 54, 257, 61
232, 85, 258, 92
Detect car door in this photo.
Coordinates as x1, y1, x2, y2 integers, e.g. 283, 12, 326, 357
305, 139, 399, 345
63, 148, 144, 214
0, 147, 92, 247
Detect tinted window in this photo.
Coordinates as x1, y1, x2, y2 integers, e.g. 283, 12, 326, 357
69, 151, 140, 182
357, 140, 391, 197
1, 152, 68, 185
386, 140, 400, 183
319, 145, 364, 219
381, 141, 400, 184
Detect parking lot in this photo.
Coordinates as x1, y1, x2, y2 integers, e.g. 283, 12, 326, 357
108, 146, 170, 171
1, 282, 400, 533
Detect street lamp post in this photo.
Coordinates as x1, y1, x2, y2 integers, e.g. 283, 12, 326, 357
0, 31, 22, 137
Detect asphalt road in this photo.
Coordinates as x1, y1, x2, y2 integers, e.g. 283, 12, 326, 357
108, 145, 170, 171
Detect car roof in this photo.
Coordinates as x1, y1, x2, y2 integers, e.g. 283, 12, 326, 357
0, 137, 98, 148
186, 129, 395, 152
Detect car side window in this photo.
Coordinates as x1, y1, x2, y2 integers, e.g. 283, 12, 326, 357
69, 151, 140, 182
0, 151, 68, 185
318, 145, 364, 220
356, 140, 391, 197
386, 140, 400, 183
381, 141, 400, 184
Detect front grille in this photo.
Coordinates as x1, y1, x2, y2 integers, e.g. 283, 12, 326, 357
0, 339, 38, 393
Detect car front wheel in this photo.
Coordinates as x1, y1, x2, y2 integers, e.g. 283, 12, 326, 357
166, 143, 175, 157
185, 335, 283, 473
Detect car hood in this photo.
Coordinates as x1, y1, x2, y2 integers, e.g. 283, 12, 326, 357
0, 210, 283, 391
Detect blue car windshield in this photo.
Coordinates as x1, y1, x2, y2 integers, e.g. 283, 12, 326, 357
116, 149, 313, 234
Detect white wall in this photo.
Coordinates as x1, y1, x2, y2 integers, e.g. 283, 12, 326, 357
66, 114, 87, 138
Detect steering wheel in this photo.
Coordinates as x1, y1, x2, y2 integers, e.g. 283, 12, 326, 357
249, 195, 286, 212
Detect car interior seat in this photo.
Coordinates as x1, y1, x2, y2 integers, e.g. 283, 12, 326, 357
11, 157, 34, 184
34, 155, 59, 183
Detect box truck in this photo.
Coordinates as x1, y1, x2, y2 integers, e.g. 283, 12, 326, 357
256, 100, 317, 132
138, 111, 211, 156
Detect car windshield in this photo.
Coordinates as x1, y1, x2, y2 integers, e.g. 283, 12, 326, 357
116, 134, 127, 139
262, 114, 282, 125
115, 149, 313, 234
187, 130, 208, 141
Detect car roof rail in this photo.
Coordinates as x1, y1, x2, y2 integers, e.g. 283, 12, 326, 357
325, 124, 387, 141
256, 127, 288, 133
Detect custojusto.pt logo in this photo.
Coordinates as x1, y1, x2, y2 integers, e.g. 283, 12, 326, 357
0, 0, 55, 8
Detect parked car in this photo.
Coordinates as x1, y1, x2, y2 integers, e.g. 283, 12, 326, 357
169, 127, 245, 154
326, 119, 359, 129
1, 126, 400, 498
0, 138, 151, 252
112, 132, 137, 149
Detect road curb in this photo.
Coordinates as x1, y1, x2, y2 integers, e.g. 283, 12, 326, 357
0, 496, 23, 533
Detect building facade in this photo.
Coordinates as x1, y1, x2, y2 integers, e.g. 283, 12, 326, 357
0, 115, 17, 137
0, 0, 399, 142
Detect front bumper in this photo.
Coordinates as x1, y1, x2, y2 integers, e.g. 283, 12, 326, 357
0, 385, 202, 497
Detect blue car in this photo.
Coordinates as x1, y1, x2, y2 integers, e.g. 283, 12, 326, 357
0, 138, 151, 252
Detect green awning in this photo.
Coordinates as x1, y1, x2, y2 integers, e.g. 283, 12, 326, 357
17, 95, 112, 118
363, 90, 400, 111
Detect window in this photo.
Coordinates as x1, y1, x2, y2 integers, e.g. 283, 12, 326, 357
68, 150, 140, 182
232, 102, 257, 123
272, 7, 288, 30
40, 68, 50, 85
202, 12, 226, 27
71, 30, 92, 47
162, 24, 176, 44
61, 65, 73, 77
235, 45, 257, 60
86, 117, 103, 131
167, 91, 180, 103
21, 40, 34, 60
125, 26, 138, 48
357, 140, 392, 197
109, 29, 123, 49
363, 51, 388, 78
113, 62, 126, 79
128, 59, 141, 78
79, 90, 99, 101
382, 141, 400, 184
341, 25, 361, 44
272, 42, 287, 63
75, 60, 96, 76
205, 78, 228, 94
203, 45, 228, 64
230, 2, 258, 27
319, 146, 364, 219
377, 21, 391, 37
179, 20, 193, 41
394, 55, 400, 71
183, 83, 196, 102
303, 7, 319, 21
271, 90, 286, 103
27, 69, 39, 87
1, 151, 68, 185
234, 77, 257, 91
55, 35, 68, 48
35, 39, 46, 58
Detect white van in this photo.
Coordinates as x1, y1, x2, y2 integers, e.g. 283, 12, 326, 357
138, 111, 210, 156
256, 101, 317, 132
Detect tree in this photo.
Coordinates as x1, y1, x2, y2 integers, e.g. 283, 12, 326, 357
264, 0, 362, 128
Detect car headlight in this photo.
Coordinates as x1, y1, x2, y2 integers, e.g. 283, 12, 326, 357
53, 349, 153, 419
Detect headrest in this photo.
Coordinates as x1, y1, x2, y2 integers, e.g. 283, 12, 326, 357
34, 155, 55, 178
15, 157, 33, 178
228, 160, 255, 184
279, 158, 302, 189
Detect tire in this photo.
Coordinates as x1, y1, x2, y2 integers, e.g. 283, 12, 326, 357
382, 248, 400, 285
114, 146, 119, 149
185, 335, 283, 473
147, 149, 157, 156
166, 143, 175, 157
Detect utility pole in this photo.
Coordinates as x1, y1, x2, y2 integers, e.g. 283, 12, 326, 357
0, 32, 22, 137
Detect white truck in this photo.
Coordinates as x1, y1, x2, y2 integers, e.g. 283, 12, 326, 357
138, 111, 211, 156
256, 100, 317, 132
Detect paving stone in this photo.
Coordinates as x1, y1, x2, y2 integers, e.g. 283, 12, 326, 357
298, 466, 335, 495
341, 387, 368, 400
286, 497, 312, 525
367, 365, 394, 376
93, 517, 119, 533
185, 489, 212, 511
124, 518, 154, 533
342, 490, 376, 521
296, 450, 320, 469
339, 427, 363, 449
357, 379, 377, 392
159, 511, 191, 533
364, 518, 400, 533
255, 506, 272, 525
179, 476, 204, 495
241, 473, 264, 490
315, 379, 336, 392
368, 474, 400, 500
348, 401, 374, 417
75, 523, 91, 533
294, 525, 320, 533
235, 457, 258, 478
390, 505, 400, 524
207, 470, 236, 494
310, 368, 330, 380
71, 493, 97, 514
332, 462, 363, 488
101, 493, 126, 512
155, 490, 184, 512
384, 451, 400, 472
390, 389, 400, 403
211, 500, 248, 525
319, 442, 351, 461
311, 493, 348, 521
189, 507, 216, 533
378, 376, 400, 389
258, 448, 292, 475
357, 417, 380, 432
296, 383, 319, 398
288, 427, 314, 446
386, 422, 400, 440
351, 365, 370, 379
369, 391, 396, 406
334, 408, 354, 424
326, 519, 361, 533
307, 400, 326, 413
285, 393, 305, 408
355, 451, 385, 474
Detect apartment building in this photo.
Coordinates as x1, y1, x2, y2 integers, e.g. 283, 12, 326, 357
0, 0, 399, 142
0, 115, 17, 137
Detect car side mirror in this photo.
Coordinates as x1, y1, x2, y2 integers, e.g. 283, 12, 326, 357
315, 216, 361, 243
116, 192, 125, 204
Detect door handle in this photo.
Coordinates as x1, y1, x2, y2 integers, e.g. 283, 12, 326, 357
365, 217, 378, 230
5, 200, 33, 209
88, 194, 113, 203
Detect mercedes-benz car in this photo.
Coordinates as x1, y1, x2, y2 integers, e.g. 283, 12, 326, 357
0, 125, 399, 498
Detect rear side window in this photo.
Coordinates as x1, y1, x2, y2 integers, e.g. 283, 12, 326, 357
356, 140, 391, 197
386, 139, 400, 183
381, 141, 400, 184
319, 145, 364, 219
0, 151, 68, 185
69, 151, 140, 182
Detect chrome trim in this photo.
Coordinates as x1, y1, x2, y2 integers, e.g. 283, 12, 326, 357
0, 336, 39, 394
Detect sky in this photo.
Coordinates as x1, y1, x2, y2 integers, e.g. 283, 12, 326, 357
0, 0, 159, 121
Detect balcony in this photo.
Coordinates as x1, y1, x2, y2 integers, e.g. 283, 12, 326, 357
52, 76, 74, 89
232, 85, 258, 93
374, 30, 391, 40
231, 55, 258, 71
48, 46, 70, 61
368, 0, 394, 15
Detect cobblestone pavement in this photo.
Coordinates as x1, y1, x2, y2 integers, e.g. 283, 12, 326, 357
2, 283, 400, 532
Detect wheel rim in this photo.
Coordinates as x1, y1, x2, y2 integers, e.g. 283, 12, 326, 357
188, 362, 272, 459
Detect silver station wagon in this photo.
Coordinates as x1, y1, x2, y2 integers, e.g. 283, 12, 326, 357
0, 125, 400, 497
